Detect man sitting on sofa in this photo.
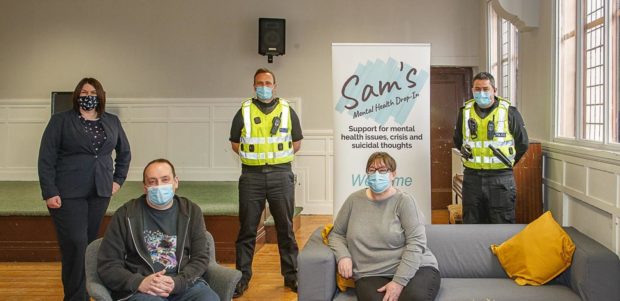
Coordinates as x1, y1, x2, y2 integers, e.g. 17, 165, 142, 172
97, 158, 220, 301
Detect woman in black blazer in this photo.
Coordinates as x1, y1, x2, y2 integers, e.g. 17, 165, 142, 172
38, 77, 131, 301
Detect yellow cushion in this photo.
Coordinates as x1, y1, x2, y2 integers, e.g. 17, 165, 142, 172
322, 224, 356, 291
491, 211, 576, 286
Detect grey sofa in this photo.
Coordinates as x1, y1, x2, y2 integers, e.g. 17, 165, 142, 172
85, 231, 241, 301
298, 224, 620, 301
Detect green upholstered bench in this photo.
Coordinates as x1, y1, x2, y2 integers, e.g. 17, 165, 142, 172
0, 181, 238, 216
0, 181, 265, 263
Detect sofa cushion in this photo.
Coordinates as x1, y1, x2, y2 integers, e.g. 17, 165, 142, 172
426, 224, 525, 278
491, 211, 575, 285
332, 279, 581, 301
435, 278, 581, 301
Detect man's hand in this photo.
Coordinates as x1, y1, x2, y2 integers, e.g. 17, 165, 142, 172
138, 270, 175, 297
231, 142, 240, 155
46, 196, 61, 208
293, 140, 302, 153
337, 257, 353, 279
112, 182, 121, 195
377, 281, 404, 301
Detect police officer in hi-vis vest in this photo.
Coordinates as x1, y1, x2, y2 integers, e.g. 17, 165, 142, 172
453, 72, 528, 224
229, 68, 303, 297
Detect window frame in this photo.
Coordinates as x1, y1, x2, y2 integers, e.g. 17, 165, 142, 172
554, 0, 620, 149
487, 2, 519, 107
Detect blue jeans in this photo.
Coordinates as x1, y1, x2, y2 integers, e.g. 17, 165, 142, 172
127, 281, 219, 301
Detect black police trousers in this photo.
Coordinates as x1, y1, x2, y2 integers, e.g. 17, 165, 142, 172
461, 169, 516, 224
235, 169, 298, 284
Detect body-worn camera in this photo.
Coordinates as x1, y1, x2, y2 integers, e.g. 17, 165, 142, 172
467, 118, 478, 139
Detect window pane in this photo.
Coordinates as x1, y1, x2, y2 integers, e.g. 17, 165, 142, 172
489, 5, 519, 107
558, 0, 577, 138
489, 4, 499, 77
583, 0, 606, 142
613, 0, 619, 142
501, 19, 511, 99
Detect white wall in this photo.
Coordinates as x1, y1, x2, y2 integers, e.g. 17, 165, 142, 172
0, 0, 481, 214
0, 97, 335, 214
543, 143, 620, 254
0, 0, 481, 131
517, 0, 553, 141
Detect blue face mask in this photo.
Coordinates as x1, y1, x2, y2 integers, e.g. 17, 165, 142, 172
256, 86, 273, 100
366, 172, 391, 194
147, 184, 175, 206
473, 91, 493, 108
77, 95, 99, 111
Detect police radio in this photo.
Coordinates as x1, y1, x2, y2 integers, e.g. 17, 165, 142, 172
270, 114, 281, 136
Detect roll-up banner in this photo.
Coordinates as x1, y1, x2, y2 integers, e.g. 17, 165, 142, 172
332, 43, 431, 221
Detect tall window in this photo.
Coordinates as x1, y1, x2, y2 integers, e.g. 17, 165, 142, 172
488, 4, 519, 105
557, 0, 620, 144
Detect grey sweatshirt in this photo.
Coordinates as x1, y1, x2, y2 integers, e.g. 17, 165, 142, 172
328, 189, 439, 286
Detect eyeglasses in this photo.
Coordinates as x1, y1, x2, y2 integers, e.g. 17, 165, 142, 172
367, 169, 390, 175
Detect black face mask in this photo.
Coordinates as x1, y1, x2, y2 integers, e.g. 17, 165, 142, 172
78, 95, 99, 111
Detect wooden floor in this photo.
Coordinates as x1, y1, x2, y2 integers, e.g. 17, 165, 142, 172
0, 210, 449, 301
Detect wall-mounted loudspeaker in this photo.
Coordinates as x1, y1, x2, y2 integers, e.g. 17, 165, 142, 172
258, 18, 285, 63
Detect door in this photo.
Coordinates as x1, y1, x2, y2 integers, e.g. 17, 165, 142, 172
430, 67, 472, 210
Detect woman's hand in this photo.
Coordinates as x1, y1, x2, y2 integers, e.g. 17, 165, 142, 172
112, 182, 121, 195
337, 257, 353, 279
46, 196, 62, 208
377, 281, 404, 301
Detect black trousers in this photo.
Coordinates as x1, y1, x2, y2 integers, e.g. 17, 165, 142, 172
462, 170, 516, 224
48, 193, 110, 301
355, 267, 441, 301
235, 170, 298, 283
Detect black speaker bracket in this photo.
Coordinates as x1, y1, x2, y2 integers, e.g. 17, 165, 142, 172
265, 51, 281, 63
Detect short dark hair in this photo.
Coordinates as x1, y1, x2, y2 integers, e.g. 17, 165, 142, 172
365, 152, 397, 173
72, 77, 106, 116
473, 72, 496, 90
143, 158, 177, 184
254, 68, 276, 84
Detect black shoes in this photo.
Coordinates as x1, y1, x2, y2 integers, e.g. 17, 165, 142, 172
284, 278, 298, 292
233, 281, 248, 298
234, 278, 296, 297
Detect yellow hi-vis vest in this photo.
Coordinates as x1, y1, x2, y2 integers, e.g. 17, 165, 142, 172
239, 98, 294, 165
462, 97, 515, 169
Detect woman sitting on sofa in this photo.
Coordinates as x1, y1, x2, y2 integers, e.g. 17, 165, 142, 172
328, 152, 440, 301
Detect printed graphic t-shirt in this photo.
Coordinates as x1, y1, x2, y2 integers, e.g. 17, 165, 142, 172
143, 201, 179, 275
